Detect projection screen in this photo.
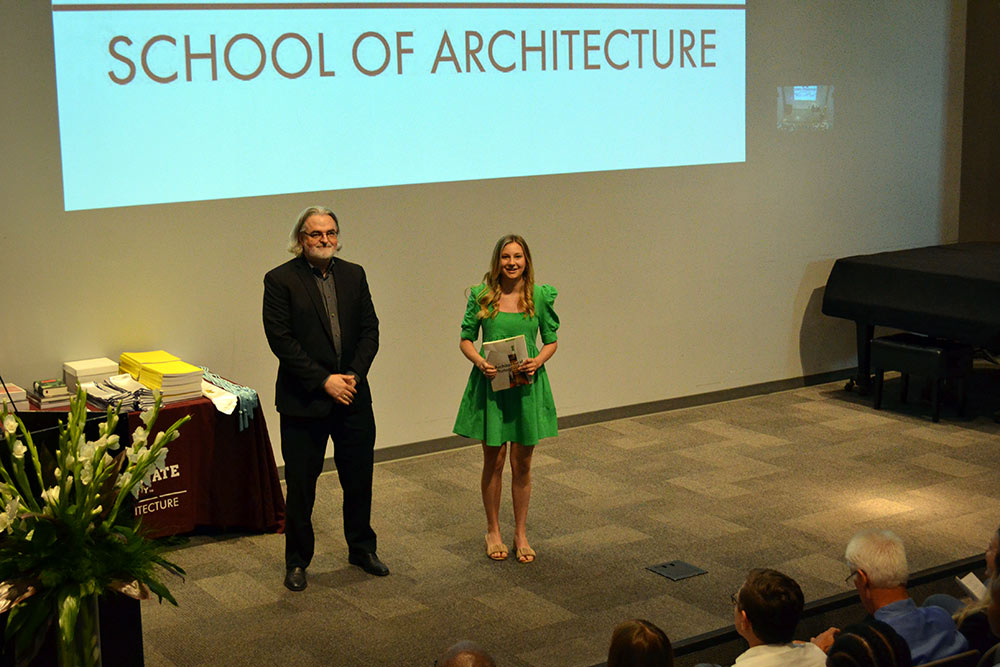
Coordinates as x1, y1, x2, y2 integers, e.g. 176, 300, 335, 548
51, 0, 746, 211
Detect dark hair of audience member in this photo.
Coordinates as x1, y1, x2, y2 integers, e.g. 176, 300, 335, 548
826, 620, 912, 667
607, 618, 673, 667
737, 568, 805, 644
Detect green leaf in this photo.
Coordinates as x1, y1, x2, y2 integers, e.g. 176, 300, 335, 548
144, 577, 178, 606
7, 591, 55, 661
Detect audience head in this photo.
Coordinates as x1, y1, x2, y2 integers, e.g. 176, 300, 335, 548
435, 640, 496, 667
607, 618, 673, 667
733, 568, 805, 646
988, 573, 1000, 638
826, 620, 911, 667
845, 530, 908, 591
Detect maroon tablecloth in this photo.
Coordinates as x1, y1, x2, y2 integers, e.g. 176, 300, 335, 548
126, 398, 285, 538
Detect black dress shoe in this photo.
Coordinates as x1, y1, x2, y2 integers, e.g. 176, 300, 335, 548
349, 551, 389, 576
284, 566, 307, 591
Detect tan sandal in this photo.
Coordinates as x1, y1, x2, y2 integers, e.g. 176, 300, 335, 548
515, 545, 536, 563
485, 535, 508, 561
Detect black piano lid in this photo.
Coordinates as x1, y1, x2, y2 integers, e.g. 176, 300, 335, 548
822, 242, 1000, 348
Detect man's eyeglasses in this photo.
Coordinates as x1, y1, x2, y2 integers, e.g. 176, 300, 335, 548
303, 230, 338, 240
730, 592, 739, 606
844, 570, 859, 584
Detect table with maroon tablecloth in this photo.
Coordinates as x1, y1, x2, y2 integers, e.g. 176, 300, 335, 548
125, 398, 285, 538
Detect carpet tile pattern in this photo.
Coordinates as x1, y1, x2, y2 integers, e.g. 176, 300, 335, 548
143, 379, 1000, 666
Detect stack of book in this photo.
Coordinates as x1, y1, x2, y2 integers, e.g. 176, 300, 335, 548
81, 379, 136, 412
120, 350, 179, 379
1, 382, 29, 412
63, 357, 119, 392
138, 360, 204, 404
27, 379, 72, 410
105, 373, 156, 411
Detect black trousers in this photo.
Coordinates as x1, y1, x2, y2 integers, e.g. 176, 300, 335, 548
280, 403, 377, 569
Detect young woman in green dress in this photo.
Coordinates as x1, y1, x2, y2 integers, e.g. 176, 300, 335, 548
453, 234, 560, 563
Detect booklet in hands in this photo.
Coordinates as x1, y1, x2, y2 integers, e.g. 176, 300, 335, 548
483, 335, 533, 392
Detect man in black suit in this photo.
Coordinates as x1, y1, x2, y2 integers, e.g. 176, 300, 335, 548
263, 206, 388, 591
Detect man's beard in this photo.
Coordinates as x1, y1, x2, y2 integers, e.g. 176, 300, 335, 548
304, 245, 335, 263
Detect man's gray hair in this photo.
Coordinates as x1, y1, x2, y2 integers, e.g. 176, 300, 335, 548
288, 206, 340, 256
845, 529, 908, 588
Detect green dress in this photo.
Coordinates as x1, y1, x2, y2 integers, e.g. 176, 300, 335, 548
453, 283, 559, 447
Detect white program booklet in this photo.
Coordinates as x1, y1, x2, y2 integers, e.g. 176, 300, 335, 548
483, 335, 533, 392
955, 572, 987, 601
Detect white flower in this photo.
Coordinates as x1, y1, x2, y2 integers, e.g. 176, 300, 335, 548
80, 464, 93, 485
107, 434, 120, 450
0, 497, 18, 533
2, 414, 16, 435
54, 468, 62, 480
154, 449, 168, 470
132, 426, 147, 444
40, 486, 60, 505
79, 439, 96, 462
140, 408, 155, 427
102, 452, 113, 467
12, 440, 26, 460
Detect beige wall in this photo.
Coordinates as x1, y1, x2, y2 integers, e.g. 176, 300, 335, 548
0, 1, 966, 465
958, 0, 999, 242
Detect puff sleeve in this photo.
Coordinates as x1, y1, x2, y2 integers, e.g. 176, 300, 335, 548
460, 284, 487, 341
537, 284, 559, 345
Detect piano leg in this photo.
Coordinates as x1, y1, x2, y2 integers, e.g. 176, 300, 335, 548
846, 322, 875, 394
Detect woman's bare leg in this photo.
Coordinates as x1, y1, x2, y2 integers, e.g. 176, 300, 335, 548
510, 442, 534, 561
482, 442, 508, 558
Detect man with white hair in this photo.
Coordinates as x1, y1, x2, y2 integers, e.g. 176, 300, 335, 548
845, 529, 968, 664
263, 206, 387, 591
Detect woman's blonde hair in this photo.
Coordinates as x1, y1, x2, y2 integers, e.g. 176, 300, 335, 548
475, 234, 535, 319
953, 523, 1000, 624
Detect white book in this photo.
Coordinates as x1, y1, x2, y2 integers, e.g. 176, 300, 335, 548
106, 373, 147, 393
63, 357, 119, 377
483, 335, 533, 392
3, 383, 27, 401
955, 572, 987, 601
64, 357, 119, 391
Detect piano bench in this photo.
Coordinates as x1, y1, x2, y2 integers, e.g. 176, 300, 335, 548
870, 333, 973, 422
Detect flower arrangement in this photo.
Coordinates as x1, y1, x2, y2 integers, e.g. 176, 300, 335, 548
0, 387, 191, 665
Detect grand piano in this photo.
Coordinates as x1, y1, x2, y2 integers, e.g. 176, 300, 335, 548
821, 242, 1000, 392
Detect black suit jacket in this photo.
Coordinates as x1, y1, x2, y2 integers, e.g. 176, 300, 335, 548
263, 255, 379, 417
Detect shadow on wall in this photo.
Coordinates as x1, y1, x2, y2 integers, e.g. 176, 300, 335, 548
799, 284, 856, 376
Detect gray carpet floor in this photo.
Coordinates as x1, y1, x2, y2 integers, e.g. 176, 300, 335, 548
142, 378, 1000, 666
